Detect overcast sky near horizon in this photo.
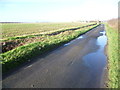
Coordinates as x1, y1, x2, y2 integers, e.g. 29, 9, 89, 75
0, 0, 119, 22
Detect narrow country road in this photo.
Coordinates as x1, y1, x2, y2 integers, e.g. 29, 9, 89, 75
2, 24, 107, 88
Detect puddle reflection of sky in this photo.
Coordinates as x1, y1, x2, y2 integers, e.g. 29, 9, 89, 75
64, 35, 84, 46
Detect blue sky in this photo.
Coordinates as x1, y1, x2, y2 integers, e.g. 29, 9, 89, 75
0, 0, 119, 22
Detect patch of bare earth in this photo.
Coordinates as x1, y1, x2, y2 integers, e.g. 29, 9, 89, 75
1, 31, 73, 53
1, 36, 45, 53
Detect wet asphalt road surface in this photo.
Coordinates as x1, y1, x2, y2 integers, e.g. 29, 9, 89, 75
2, 24, 107, 88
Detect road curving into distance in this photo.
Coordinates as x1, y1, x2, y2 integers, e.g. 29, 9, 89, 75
2, 24, 107, 88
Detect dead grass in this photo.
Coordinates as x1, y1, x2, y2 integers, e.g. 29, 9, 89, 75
108, 18, 118, 30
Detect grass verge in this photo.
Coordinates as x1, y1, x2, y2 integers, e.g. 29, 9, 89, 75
105, 24, 119, 88
1, 24, 99, 73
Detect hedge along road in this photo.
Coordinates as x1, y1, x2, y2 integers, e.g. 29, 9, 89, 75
2, 24, 107, 88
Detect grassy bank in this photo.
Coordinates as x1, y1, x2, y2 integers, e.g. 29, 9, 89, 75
105, 24, 119, 88
1, 24, 99, 73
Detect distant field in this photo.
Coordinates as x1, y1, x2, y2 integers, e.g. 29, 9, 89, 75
2, 22, 88, 39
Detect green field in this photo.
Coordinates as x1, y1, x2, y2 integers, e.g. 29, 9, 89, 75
1, 23, 95, 53
105, 24, 119, 88
1, 22, 99, 73
2, 22, 88, 39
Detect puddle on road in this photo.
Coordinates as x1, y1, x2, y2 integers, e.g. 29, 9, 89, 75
64, 36, 84, 46
82, 30, 107, 86
77, 36, 83, 39
97, 31, 107, 48
83, 30, 107, 68
64, 43, 71, 46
